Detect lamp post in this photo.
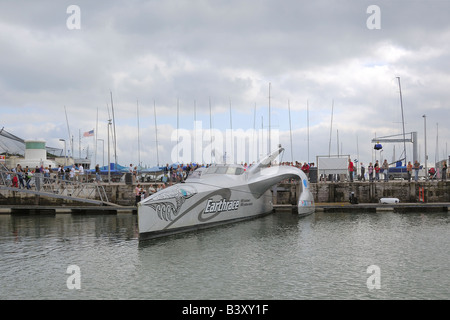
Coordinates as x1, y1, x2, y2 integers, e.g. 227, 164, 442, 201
59, 139, 67, 166
422, 115, 427, 180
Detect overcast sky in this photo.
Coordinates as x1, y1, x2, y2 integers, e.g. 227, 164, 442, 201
1, 0, 449, 168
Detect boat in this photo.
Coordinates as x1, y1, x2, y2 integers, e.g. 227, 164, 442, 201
137, 146, 315, 240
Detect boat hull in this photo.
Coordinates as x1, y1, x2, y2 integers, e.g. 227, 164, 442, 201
138, 183, 273, 240
138, 147, 315, 241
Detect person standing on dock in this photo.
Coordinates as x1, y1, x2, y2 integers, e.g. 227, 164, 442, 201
24, 168, 32, 189
302, 162, 310, 180
442, 161, 447, 181
16, 165, 25, 189
368, 162, 374, 182
413, 160, 420, 182
360, 163, 366, 181
374, 160, 380, 181
407, 161, 413, 182
70, 165, 76, 181
95, 164, 101, 183
348, 159, 354, 182
382, 159, 389, 182
77, 164, 83, 183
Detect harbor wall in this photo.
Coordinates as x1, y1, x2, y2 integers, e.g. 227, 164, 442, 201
1, 181, 449, 206
275, 181, 450, 204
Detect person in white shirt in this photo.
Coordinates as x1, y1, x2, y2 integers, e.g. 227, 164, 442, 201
79, 164, 84, 182
70, 165, 76, 181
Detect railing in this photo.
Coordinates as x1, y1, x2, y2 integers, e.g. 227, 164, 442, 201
0, 167, 109, 203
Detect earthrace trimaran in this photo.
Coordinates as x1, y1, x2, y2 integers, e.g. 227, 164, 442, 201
138, 146, 315, 240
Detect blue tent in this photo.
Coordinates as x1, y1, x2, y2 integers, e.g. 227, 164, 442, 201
88, 163, 128, 175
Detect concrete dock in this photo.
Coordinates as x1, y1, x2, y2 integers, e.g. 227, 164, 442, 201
0, 205, 136, 215
0, 202, 448, 216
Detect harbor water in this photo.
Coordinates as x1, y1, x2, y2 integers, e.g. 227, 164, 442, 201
0, 210, 449, 300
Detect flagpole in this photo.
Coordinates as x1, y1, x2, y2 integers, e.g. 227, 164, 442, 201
137, 100, 141, 168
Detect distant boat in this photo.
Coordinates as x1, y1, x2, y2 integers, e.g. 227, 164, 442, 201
138, 145, 315, 240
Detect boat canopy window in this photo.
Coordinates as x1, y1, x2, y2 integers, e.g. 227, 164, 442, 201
188, 169, 203, 179
204, 165, 245, 175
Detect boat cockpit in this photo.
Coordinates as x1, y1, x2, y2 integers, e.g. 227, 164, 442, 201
187, 164, 246, 180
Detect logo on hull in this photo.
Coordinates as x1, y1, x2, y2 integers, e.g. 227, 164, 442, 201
145, 185, 197, 221
204, 199, 240, 214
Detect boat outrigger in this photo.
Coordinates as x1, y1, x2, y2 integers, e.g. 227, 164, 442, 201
138, 146, 315, 240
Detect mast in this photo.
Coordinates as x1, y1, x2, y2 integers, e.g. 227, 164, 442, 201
337, 129, 339, 157
153, 100, 160, 167
95, 107, 98, 167
328, 99, 334, 157
64, 106, 73, 158
137, 100, 141, 168
268, 83, 271, 152
435, 122, 439, 164
288, 100, 293, 163
397, 77, 407, 165
423, 114, 428, 176
357, 135, 360, 173
194, 99, 197, 164
177, 98, 179, 163
253, 103, 256, 163
307, 99, 310, 164
110, 91, 118, 166
260, 115, 263, 161
107, 119, 111, 182
229, 97, 233, 163
209, 97, 213, 163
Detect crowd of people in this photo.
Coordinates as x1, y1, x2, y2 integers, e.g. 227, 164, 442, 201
348, 159, 447, 183
1, 163, 88, 189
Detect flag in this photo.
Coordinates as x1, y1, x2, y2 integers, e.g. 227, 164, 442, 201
83, 129, 94, 137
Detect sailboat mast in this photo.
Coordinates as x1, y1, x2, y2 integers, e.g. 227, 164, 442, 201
307, 100, 310, 163
106, 103, 112, 173
194, 100, 196, 164
209, 97, 213, 163
110, 91, 118, 165
288, 100, 293, 163
153, 100, 160, 167
229, 98, 233, 163
177, 98, 179, 163
64, 106, 73, 158
268, 83, 271, 152
397, 77, 407, 164
137, 100, 141, 168
253, 103, 256, 163
328, 100, 334, 157
95, 107, 98, 167
435, 122, 439, 164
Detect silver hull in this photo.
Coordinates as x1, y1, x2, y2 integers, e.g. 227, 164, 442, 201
138, 147, 315, 241
138, 183, 274, 240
